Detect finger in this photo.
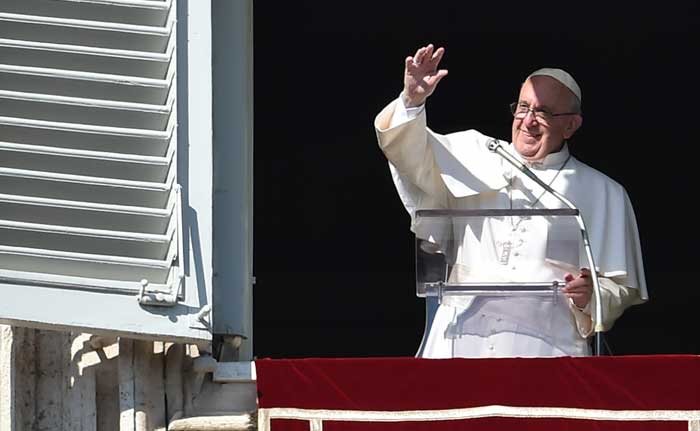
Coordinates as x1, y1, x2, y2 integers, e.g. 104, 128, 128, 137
562, 285, 580, 293
563, 277, 590, 291
565, 291, 590, 301
431, 47, 445, 65
564, 274, 581, 288
413, 46, 424, 61
424, 44, 434, 63
564, 285, 590, 294
427, 69, 448, 87
405, 56, 415, 71
564, 286, 593, 298
414, 46, 427, 65
580, 267, 591, 277
418, 44, 434, 65
406, 55, 424, 72
566, 290, 591, 299
565, 277, 592, 289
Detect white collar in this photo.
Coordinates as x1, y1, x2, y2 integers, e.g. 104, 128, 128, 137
510, 143, 571, 170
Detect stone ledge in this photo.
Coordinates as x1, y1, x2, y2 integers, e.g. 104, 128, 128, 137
168, 412, 256, 431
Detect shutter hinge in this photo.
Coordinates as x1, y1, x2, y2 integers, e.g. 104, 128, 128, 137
137, 278, 179, 306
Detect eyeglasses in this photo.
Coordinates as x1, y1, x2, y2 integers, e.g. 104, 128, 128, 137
510, 102, 579, 124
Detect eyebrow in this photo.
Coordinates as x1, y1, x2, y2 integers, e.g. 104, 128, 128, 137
518, 100, 555, 112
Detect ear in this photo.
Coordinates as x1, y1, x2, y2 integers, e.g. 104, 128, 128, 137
563, 114, 583, 139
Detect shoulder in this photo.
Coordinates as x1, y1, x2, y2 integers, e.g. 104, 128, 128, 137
569, 157, 630, 200
434, 129, 509, 161
446, 129, 497, 143
438, 129, 506, 151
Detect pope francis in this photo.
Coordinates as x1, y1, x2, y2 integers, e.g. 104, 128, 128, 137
374, 44, 648, 358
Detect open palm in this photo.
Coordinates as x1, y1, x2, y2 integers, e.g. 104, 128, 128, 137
402, 44, 448, 108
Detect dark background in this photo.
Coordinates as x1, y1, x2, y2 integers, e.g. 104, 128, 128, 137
252, 2, 700, 358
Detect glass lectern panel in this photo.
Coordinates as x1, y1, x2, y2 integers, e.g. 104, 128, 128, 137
415, 209, 585, 356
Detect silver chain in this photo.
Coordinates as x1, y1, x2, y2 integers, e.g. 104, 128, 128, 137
508, 154, 572, 231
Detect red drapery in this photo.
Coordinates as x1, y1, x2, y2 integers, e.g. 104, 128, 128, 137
256, 355, 700, 430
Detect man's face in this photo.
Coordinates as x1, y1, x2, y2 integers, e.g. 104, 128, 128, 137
511, 76, 582, 161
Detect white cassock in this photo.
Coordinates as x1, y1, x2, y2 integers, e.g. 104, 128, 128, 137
374, 98, 648, 358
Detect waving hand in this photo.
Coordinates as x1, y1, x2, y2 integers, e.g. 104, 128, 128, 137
402, 44, 449, 108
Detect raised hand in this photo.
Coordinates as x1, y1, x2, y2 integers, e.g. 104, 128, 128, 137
402, 44, 449, 108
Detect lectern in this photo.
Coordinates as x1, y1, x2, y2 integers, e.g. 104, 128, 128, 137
414, 208, 604, 356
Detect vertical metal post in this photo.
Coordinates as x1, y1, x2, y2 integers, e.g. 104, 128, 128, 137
211, 0, 254, 360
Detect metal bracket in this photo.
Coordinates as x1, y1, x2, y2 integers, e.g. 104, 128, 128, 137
137, 278, 178, 306
188, 304, 211, 329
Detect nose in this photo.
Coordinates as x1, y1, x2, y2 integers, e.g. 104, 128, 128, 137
521, 109, 540, 126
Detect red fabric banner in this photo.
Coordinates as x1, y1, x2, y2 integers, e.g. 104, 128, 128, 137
256, 355, 700, 430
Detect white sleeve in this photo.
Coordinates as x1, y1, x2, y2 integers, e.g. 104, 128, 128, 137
389, 93, 425, 128
568, 276, 644, 338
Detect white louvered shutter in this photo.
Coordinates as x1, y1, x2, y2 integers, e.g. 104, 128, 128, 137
0, 0, 211, 342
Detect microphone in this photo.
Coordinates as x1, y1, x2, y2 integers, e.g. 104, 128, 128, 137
486, 139, 558, 193
486, 139, 606, 353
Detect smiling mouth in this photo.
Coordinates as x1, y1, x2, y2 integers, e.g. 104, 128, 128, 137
520, 129, 541, 139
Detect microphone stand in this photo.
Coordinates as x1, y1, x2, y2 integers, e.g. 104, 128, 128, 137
487, 140, 604, 356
